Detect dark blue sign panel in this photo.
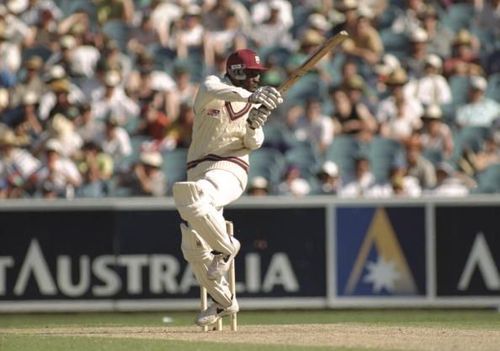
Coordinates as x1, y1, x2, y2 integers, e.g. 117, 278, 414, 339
336, 207, 426, 296
0, 207, 326, 301
436, 206, 500, 296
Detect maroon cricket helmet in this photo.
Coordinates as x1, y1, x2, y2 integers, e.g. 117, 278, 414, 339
226, 49, 267, 80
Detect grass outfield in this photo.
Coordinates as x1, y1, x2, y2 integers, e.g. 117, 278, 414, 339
1, 310, 500, 351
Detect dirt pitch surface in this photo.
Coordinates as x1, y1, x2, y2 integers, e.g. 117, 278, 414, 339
2, 324, 500, 351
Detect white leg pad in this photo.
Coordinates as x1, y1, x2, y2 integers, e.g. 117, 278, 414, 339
180, 223, 233, 308
173, 181, 237, 256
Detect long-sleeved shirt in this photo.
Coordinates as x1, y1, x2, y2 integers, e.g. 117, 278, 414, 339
187, 75, 264, 187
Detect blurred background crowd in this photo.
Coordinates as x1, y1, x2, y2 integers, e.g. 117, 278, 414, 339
0, 0, 499, 199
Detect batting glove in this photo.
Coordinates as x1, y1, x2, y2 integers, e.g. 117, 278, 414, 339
248, 86, 283, 111
247, 106, 271, 129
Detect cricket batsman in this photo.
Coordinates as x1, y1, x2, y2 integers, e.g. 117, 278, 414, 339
172, 49, 283, 327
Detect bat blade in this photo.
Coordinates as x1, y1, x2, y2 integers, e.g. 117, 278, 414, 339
278, 30, 349, 94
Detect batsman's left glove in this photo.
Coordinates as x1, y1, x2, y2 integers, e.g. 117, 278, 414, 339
247, 106, 271, 129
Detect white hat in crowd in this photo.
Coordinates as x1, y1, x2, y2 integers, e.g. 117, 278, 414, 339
105, 70, 121, 87
6, 0, 28, 14
374, 54, 401, 76
140, 151, 163, 168
45, 138, 63, 154
470, 76, 487, 91
423, 104, 443, 119
320, 161, 339, 177
410, 27, 428, 43
425, 54, 442, 69
250, 176, 269, 190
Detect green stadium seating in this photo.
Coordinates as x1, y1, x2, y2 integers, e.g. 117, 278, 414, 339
366, 136, 403, 183
325, 135, 360, 181
162, 147, 188, 194
249, 147, 286, 192
440, 3, 474, 33
476, 163, 500, 193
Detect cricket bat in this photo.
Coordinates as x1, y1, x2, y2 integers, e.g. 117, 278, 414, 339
278, 30, 350, 94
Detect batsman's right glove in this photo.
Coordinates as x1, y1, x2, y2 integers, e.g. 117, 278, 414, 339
248, 86, 283, 110
247, 106, 271, 129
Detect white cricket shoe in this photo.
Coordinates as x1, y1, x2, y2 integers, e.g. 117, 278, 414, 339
207, 238, 240, 280
196, 298, 239, 327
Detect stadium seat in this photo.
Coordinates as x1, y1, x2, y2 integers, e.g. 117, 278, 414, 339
325, 135, 360, 182
440, 3, 474, 33
449, 75, 471, 106
379, 29, 409, 60
116, 135, 150, 171
162, 147, 188, 194
422, 148, 444, 165
249, 147, 286, 192
102, 20, 130, 52
486, 73, 500, 101
366, 136, 403, 183
476, 163, 500, 193
262, 122, 287, 151
455, 126, 490, 154
377, 5, 402, 30
284, 143, 320, 179
21, 45, 52, 62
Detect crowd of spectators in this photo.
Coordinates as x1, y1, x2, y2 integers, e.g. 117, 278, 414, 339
0, 0, 499, 199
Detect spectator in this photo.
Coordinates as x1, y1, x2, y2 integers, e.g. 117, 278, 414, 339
127, 13, 160, 55
472, 135, 500, 173
205, 0, 252, 34
35, 138, 82, 199
163, 102, 194, 150
251, 0, 293, 30
405, 27, 429, 79
22, 0, 62, 27
418, 104, 454, 160
12, 92, 43, 143
373, 53, 402, 98
315, 160, 341, 195
95, 0, 135, 25
456, 76, 500, 128
389, 162, 421, 197
391, 0, 426, 35
339, 74, 378, 141
75, 141, 114, 198
278, 165, 311, 197
0, 28, 22, 76
286, 98, 334, 154
137, 103, 171, 142
404, 54, 452, 107
165, 65, 198, 120
118, 150, 166, 197
38, 67, 86, 121
171, 5, 204, 59
341, 6, 383, 65
205, 9, 247, 65
338, 155, 376, 197
474, 0, 500, 41
419, 5, 453, 58
247, 176, 270, 196
94, 114, 132, 166
443, 29, 483, 78
74, 103, 103, 143
249, 3, 292, 49
0, 127, 40, 198
11, 56, 45, 106
43, 113, 83, 159
91, 69, 140, 123
427, 162, 469, 197
377, 68, 424, 143
405, 135, 437, 190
